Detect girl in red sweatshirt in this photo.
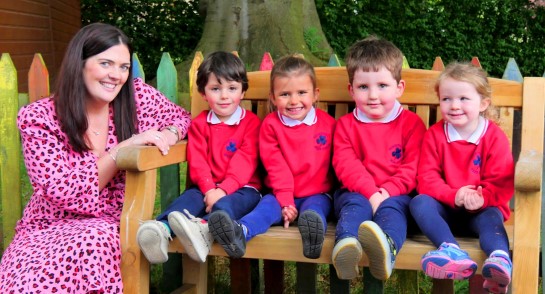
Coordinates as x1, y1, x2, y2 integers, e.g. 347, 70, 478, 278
209, 55, 336, 260
411, 62, 514, 293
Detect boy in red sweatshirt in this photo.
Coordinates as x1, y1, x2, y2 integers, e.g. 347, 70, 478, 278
331, 36, 426, 280
137, 51, 261, 264
209, 55, 336, 259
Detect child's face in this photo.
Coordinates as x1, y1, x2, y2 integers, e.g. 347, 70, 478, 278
202, 74, 245, 122
349, 67, 405, 121
271, 73, 318, 121
438, 77, 490, 134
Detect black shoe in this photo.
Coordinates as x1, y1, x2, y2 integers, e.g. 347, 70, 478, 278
298, 210, 325, 259
209, 210, 246, 258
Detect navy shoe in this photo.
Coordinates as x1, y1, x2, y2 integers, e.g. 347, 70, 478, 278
209, 210, 246, 258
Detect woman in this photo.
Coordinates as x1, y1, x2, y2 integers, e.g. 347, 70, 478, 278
0, 23, 191, 293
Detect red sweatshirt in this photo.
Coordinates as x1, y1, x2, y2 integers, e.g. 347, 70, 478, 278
333, 109, 426, 198
187, 108, 261, 195
417, 119, 514, 220
260, 108, 336, 208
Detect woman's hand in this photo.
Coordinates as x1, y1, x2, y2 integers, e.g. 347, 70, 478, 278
117, 128, 174, 155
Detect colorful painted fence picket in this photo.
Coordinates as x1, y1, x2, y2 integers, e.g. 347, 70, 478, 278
0, 50, 536, 293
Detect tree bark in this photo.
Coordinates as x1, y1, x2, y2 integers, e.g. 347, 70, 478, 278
195, 0, 332, 68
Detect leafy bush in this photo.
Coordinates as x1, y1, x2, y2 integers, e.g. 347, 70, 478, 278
81, 0, 203, 80
316, 0, 545, 77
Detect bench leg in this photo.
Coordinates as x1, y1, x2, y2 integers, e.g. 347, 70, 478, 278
230, 258, 252, 293
363, 267, 384, 294
432, 279, 453, 294
329, 264, 350, 293
468, 275, 488, 294
264, 260, 284, 294
182, 255, 208, 294
296, 262, 317, 293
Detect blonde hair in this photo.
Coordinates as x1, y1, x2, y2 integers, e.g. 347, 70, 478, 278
345, 35, 404, 84
435, 62, 498, 122
269, 55, 317, 111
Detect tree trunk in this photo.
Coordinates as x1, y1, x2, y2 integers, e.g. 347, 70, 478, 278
196, 0, 332, 68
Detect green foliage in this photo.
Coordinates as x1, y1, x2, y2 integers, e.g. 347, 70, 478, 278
81, 0, 204, 80
316, 0, 545, 77
304, 27, 330, 60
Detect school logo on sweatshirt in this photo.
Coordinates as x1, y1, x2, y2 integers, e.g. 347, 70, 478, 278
388, 144, 403, 164
470, 153, 482, 174
314, 133, 331, 151
224, 139, 238, 157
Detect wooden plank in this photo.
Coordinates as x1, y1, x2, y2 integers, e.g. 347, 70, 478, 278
468, 275, 487, 293
259, 52, 274, 71
511, 77, 545, 294
28, 53, 49, 103
432, 57, 445, 71
245, 68, 523, 107
327, 54, 341, 67
334, 103, 349, 119
502, 58, 523, 83
230, 259, 252, 293
329, 264, 350, 293
120, 169, 158, 294
432, 279, 453, 294
0, 53, 22, 248
190, 52, 206, 119
264, 260, 284, 294
416, 105, 430, 128
363, 267, 383, 293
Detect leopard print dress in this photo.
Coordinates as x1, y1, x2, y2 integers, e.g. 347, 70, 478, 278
0, 78, 190, 293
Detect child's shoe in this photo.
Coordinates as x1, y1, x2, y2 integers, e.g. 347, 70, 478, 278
298, 210, 325, 259
136, 220, 171, 264
421, 242, 477, 280
168, 209, 213, 263
209, 210, 247, 258
332, 237, 363, 280
482, 250, 512, 294
358, 220, 396, 280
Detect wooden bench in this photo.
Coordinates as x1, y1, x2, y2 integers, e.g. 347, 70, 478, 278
118, 66, 544, 294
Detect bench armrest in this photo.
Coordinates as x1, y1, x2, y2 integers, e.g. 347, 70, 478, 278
514, 149, 543, 192
119, 140, 187, 294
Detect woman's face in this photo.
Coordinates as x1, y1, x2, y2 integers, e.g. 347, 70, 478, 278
82, 43, 131, 106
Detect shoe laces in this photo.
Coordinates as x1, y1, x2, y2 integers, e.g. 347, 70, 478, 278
385, 233, 397, 258
139, 219, 172, 241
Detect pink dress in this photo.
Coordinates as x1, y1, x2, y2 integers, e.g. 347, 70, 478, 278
0, 78, 191, 293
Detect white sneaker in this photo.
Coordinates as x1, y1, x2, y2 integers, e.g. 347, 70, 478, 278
332, 237, 362, 280
168, 209, 213, 263
136, 220, 171, 264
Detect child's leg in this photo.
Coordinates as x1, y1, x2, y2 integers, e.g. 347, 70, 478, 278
358, 195, 411, 280
137, 186, 205, 264
156, 186, 206, 223
409, 194, 457, 247
162, 187, 211, 263
333, 189, 373, 241
331, 189, 371, 280
207, 187, 262, 258
210, 187, 261, 220
470, 207, 511, 293
297, 193, 331, 259
411, 194, 477, 280
208, 194, 281, 257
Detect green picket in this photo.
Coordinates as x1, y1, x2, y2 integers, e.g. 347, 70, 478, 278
132, 53, 145, 82
0, 53, 22, 252
156, 52, 183, 293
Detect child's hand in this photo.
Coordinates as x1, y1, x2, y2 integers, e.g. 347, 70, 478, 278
455, 185, 475, 207
204, 188, 227, 213
369, 191, 388, 215
282, 206, 298, 228
464, 186, 484, 211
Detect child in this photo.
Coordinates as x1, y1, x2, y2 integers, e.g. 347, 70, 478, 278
136, 51, 262, 263
331, 36, 426, 281
208, 55, 335, 259
410, 62, 514, 293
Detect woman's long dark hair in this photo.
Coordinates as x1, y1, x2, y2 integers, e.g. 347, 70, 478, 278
54, 23, 137, 153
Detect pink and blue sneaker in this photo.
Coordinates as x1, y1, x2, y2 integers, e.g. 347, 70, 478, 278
421, 242, 477, 280
482, 250, 512, 294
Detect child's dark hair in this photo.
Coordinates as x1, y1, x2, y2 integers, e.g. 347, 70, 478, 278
345, 35, 404, 84
196, 51, 248, 93
269, 54, 316, 95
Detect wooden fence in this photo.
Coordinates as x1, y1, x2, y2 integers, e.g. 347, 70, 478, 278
0, 50, 539, 292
